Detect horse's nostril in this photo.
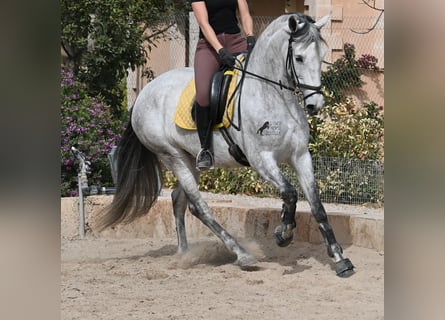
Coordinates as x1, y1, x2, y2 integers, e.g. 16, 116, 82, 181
306, 104, 316, 115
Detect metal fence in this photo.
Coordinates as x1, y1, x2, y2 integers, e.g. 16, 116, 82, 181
127, 14, 384, 205
282, 157, 384, 205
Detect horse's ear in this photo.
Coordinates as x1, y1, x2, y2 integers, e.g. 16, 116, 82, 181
314, 14, 331, 30
288, 15, 306, 33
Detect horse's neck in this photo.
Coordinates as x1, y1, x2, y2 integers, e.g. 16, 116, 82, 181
246, 38, 294, 103
249, 37, 286, 74
240, 34, 305, 123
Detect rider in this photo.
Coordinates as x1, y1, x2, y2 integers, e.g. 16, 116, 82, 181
191, 0, 255, 170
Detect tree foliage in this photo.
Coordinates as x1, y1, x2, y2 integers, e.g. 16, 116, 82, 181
61, 0, 189, 109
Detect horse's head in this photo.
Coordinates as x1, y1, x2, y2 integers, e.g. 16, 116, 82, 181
285, 14, 330, 115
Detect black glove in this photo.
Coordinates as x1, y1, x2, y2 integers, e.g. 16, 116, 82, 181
246, 36, 256, 53
218, 48, 235, 68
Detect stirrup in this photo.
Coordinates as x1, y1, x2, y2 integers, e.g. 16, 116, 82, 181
196, 149, 214, 171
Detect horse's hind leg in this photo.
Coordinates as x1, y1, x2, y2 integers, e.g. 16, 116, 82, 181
292, 152, 355, 277
187, 193, 258, 267
171, 184, 189, 254
167, 157, 257, 268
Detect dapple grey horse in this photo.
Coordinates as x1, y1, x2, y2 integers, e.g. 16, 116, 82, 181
99, 13, 354, 277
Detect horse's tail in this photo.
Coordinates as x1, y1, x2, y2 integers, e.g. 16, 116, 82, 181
97, 119, 163, 231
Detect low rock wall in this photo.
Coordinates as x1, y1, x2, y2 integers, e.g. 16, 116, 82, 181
61, 194, 383, 251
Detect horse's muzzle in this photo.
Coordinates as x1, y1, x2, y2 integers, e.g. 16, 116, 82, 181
305, 94, 324, 115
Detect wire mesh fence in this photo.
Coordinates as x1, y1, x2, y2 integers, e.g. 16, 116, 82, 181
192, 156, 384, 206
282, 157, 384, 205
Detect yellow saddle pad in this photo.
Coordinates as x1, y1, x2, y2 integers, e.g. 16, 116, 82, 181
174, 70, 239, 130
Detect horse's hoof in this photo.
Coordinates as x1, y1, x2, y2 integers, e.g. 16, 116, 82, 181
235, 255, 258, 270
336, 258, 355, 278
274, 224, 295, 247
274, 233, 293, 247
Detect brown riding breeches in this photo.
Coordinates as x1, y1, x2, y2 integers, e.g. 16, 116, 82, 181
193, 33, 247, 107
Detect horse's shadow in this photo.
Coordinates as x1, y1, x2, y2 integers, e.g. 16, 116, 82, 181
249, 237, 347, 274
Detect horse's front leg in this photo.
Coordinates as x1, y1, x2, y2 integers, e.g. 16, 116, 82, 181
252, 154, 298, 247
274, 185, 298, 247
292, 151, 355, 277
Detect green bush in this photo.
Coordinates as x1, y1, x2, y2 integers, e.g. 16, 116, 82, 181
305, 98, 384, 204
308, 98, 384, 161
163, 167, 273, 197
322, 43, 364, 104
312, 157, 384, 205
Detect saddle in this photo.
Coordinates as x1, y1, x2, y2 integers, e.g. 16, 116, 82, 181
174, 66, 249, 166
174, 69, 238, 130
192, 69, 236, 127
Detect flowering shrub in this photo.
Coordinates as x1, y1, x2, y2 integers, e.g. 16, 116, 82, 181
357, 54, 379, 70
308, 98, 384, 161
61, 69, 128, 196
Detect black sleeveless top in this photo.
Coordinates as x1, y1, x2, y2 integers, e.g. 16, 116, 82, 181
191, 0, 240, 39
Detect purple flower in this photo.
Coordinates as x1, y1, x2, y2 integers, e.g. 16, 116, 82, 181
61, 68, 127, 196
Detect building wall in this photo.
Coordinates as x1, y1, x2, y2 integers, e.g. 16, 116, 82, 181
249, 0, 285, 16
249, 0, 306, 15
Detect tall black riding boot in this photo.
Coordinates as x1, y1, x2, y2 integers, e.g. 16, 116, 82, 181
195, 105, 214, 171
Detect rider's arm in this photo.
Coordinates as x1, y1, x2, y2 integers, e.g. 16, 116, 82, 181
191, 2, 224, 52
237, 0, 254, 36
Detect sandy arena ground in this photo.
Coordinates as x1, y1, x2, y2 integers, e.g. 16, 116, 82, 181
61, 235, 384, 320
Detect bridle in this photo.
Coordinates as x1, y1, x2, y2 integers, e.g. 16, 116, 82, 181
226, 32, 324, 131
285, 34, 323, 103
232, 33, 324, 105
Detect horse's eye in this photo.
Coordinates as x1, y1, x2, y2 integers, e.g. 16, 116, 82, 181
295, 55, 304, 63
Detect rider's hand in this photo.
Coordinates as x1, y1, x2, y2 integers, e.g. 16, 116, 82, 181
218, 48, 235, 68
246, 36, 256, 53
